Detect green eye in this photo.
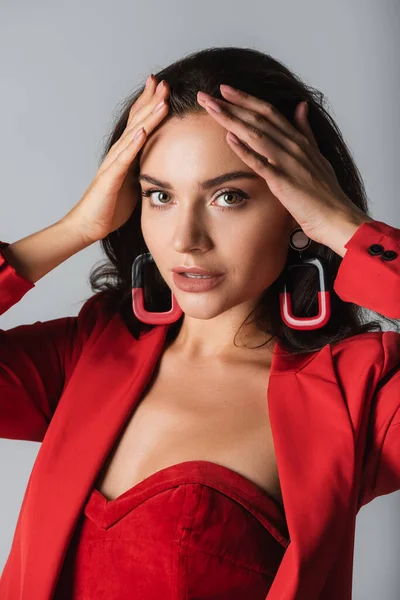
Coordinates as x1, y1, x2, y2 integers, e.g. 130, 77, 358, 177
141, 188, 249, 211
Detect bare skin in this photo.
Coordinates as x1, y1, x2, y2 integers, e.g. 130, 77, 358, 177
95, 343, 283, 508
138, 112, 298, 361
94, 99, 300, 512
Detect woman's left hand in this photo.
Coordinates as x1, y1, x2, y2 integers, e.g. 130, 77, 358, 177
197, 85, 372, 247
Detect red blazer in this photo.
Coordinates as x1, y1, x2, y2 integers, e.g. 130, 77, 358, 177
0, 218, 399, 600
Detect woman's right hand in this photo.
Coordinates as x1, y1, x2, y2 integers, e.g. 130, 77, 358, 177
62, 75, 170, 244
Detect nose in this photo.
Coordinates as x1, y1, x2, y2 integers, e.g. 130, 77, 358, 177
171, 209, 212, 255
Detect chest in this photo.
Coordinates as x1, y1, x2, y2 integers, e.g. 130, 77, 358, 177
95, 351, 283, 508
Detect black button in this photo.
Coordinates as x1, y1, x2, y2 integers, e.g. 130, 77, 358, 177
382, 250, 398, 261
368, 244, 384, 255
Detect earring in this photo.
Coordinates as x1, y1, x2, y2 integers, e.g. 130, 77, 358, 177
131, 252, 183, 324
279, 227, 331, 330
132, 230, 332, 329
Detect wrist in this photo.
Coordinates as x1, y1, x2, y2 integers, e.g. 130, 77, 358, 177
57, 216, 98, 249
319, 212, 374, 258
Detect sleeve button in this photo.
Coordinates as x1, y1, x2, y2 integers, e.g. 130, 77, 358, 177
368, 243, 384, 255
381, 250, 398, 261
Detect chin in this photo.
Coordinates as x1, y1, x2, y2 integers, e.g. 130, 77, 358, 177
174, 291, 246, 321
175, 304, 223, 320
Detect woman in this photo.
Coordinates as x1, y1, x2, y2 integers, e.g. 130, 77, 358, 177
0, 46, 399, 599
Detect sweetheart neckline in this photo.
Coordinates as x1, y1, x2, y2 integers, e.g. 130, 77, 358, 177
94, 459, 284, 512
88, 459, 290, 546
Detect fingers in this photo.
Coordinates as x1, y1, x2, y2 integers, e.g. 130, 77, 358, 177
98, 128, 149, 190
127, 76, 169, 125
127, 75, 160, 119
123, 78, 170, 140
99, 77, 170, 175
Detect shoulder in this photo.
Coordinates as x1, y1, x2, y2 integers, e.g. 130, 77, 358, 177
331, 329, 399, 361
329, 330, 400, 387
75, 290, 117, 346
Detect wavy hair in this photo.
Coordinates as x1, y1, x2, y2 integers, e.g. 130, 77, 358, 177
86, 46, 399, 354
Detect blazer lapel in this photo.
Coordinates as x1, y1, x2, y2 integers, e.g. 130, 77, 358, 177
22, 315, 168, 598
266, 343, 357, 599
23, 314, 357, 600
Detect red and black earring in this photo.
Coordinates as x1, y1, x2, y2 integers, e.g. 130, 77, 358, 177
131, 252, 183, 325
132, 229, 332, 329
279, 227, 331, 330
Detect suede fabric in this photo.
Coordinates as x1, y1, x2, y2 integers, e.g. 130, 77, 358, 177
53, 461, 289, 599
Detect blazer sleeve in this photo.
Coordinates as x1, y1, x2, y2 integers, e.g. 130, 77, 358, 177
333, 218, 400, 319
0, 240, 107, 443
333, 219, 400, 507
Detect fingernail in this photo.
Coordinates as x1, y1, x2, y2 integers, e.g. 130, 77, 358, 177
153, 100, 165, 113
134, 127, 145, 140
220, 84, 238, 94
303, 101, 308, 116
205, 99, 222, 113
146, 74, 153, 89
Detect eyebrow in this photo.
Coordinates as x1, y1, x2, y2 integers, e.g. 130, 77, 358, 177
138, 170, 260, 191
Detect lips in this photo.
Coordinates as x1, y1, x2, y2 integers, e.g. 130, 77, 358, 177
172, 271, 224, 292
172, 266, 222, 276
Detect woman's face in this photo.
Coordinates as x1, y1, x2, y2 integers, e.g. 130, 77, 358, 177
139, 113, 298, 325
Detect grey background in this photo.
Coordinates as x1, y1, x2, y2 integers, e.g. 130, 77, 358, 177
1, 0, 400, 597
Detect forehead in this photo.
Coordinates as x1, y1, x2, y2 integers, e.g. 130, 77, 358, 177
139, 114, 247, 176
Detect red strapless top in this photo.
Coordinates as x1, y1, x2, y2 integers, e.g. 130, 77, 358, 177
53, 460, 290, 599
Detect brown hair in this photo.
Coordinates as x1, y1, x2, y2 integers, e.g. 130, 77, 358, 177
86, 46, 399, 354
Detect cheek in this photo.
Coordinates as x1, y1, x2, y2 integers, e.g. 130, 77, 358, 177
141, 212, 161, 249
231, 225, 290, 286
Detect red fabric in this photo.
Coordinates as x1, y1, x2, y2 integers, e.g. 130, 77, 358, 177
53, 461, 289, 599
0, 219, 400, 600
